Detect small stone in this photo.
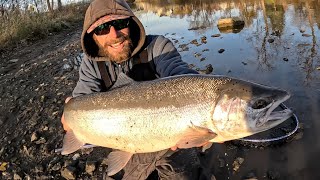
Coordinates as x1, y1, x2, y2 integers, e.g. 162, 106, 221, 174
218, 49, 225, 53
205, 64, 213, 74
85, 161, 96, 174
211, 34, 221, 38
194, 53, 202, 58
35, 137, 46, 144
35, 165, 44, 173
72, 153, 80, 161
302, 34, 312, 37
190, 39, 199, 45
9, 59, 19, 63
268, 39, 274, 43
13, 173, 22, 180
201, 36, 207, 44
232, 157, 244, 172
242, 62, 248, 65
31, 132, 38, 142
52, 163, 62, 171
283, 58, 288, 61
61, 166, 76, 180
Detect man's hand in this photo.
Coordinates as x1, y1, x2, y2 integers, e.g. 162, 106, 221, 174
61, 97, 72, 130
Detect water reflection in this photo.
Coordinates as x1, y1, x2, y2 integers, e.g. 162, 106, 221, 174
131, 0, 320, 179
132, 0, 319, 84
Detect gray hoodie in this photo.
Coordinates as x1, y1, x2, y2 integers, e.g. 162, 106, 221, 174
73, 0, 198, 97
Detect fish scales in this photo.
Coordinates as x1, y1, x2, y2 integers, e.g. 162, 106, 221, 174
64, 75, 232, 153
61, 74, 293, 176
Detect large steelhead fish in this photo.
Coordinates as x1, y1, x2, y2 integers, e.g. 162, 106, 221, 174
61, 73, 292, 175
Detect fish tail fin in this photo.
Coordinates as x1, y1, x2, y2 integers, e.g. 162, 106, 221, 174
61, 130, 85, 155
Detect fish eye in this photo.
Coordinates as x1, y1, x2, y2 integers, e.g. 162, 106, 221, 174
252, 99, 269, 109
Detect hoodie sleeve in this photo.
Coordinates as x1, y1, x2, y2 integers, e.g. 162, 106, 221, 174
151, 35, 198, 77
72, 56, 104, 97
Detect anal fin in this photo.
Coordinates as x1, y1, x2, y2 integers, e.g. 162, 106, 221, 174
61, 130, 85, 155
106, 151, 133, 176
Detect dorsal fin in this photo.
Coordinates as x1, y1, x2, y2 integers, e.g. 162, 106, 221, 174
111, 72, 135, 89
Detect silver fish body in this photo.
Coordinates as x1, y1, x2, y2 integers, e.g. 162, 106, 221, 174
61, 74, 292, 175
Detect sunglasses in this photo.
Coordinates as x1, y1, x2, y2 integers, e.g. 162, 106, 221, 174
94, 18, 130, 36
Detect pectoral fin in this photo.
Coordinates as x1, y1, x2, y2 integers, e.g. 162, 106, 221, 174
176, 124, 217, 149
106, 151, 133, 176
61, 130, 85, 155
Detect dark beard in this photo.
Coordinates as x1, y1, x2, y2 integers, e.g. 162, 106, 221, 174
98, 34, 133, 63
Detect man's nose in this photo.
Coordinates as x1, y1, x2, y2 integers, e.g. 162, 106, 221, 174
108, 26, 119, 38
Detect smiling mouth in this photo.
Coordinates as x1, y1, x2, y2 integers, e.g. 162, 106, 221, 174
109, 41, 124, 49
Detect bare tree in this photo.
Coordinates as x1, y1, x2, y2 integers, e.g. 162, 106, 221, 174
57, 0, 62, 10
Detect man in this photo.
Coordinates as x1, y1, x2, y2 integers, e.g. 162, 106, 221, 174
61, 0, 213, 179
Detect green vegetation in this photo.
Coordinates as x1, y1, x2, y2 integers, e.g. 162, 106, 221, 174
0, 2, 89, 50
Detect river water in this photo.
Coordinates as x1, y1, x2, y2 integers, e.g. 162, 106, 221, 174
131, 0, 320, 179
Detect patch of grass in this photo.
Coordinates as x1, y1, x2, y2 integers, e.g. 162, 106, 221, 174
0, 2, 88, 51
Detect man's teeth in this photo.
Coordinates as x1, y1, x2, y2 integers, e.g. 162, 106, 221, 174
111, 42, 122, 48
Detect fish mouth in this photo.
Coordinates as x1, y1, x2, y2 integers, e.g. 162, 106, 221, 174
256, 93, 293, 128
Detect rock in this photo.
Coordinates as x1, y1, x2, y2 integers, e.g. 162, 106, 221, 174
218, 49, 225, 53
52, 163, 62, 171
211, 34, 221, 38
217, 17, 245, 33
302, 34, 312, 37
35, 165, 44, 173
190, 39, 199, 45
268, 39, 275, 43
283, 58, 288, 61
178, 44, 189, 52
194, 53, 202, 58
200, 57, 206, 61
232, 157, 244, 172
9, 59, 19, 63
31, 132, 38, 142
72, 153, 80, 161
205, 64, 213, 74
13, 173, 22, 180
85, 161, 96, 175
64, 160, 77, 167
201, 36, 207, 44
61, 166, 76, 180
35, 137, 46, 144
76, 160, 85, 172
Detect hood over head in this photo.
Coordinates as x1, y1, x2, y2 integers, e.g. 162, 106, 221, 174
81, 0, 146, 61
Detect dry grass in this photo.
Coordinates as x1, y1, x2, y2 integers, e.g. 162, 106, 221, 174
0, 2, 88, 51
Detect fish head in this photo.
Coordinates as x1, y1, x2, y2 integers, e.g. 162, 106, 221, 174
210, 79, 293, 142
